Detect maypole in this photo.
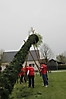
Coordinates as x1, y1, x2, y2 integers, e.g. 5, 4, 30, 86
0, 33, 39, 99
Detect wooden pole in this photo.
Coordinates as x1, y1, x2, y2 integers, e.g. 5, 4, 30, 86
23, 40, 40, 72
33, 44, 41, 64
29, 50, 40, 71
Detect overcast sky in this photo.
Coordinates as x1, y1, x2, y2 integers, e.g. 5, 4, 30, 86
0, 0, 66, 57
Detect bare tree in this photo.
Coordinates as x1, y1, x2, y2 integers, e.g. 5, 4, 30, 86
39, 43, 54, 63
56, 54, 66, 63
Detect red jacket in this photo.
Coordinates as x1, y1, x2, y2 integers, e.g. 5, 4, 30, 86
21, 67, 25, 75
40, 64, 47, 74
18, 67, 25, 76
28, 66, 34, 76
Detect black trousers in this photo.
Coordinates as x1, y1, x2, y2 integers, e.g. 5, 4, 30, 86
28, 75, 34, 88
20, 75, 24, 84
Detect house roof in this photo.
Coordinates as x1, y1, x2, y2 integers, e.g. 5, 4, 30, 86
2, 50, 39, 63
2, 51, 17, 62
48, 59, 64, 64
27, 50, 39, 61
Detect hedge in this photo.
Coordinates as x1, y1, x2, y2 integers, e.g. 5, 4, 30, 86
0, 34, 39, 99
58, 64, 66, 70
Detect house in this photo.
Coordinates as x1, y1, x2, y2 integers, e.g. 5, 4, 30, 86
47, 59, 66, 71
47, 59, 58, 71
1, 51, 17, 71
1, 50, 40, 71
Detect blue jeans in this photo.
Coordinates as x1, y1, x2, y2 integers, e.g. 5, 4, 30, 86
42, 74, 48, 86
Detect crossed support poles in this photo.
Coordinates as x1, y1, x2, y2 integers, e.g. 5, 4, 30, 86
24, 27, 42, 72
23, 40, 40, 72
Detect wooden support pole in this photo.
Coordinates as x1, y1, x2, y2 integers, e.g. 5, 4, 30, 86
29, 50, 40, 71
33, 45, 41, 64
23, 40, 40, 72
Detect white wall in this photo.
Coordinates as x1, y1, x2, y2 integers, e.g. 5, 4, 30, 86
23, 60, 40, 71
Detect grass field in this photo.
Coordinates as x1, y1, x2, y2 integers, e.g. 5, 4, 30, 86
9, 72, 66, 99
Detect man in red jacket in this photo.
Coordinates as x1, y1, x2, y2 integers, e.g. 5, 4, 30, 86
18, 66, 25, 84
27, 64, 34, 88
24, 64, 29, 82
40, 63, 48, 87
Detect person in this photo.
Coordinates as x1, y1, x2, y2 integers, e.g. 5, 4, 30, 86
40, 63, 48, 87
27, 64, 34, 88
18, 66, 25, 84
24, 64, 29, 83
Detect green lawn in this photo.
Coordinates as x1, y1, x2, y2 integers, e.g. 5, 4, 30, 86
9, 72, 66, 99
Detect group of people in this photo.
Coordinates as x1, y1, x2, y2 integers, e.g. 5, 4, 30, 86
18, 62, 48, 88
18, 63, 34, 88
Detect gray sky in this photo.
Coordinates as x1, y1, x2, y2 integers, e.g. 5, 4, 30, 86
0, 0, 66, 57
